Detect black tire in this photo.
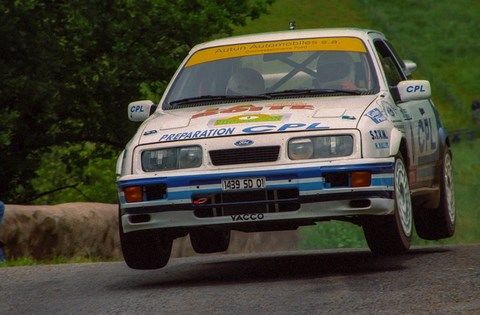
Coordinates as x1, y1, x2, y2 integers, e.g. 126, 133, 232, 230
363, 156, 412, 255
190, 228, 230, 254
119, 210, 173, 270
414, 150, 455, 240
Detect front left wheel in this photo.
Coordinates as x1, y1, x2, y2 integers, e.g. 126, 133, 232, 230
363, 156, 412, 255
414, 150, 456, 240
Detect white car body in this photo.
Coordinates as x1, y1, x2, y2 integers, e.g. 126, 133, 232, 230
116, 28, 454, 269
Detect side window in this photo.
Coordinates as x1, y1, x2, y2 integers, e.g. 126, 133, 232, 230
384, 41, 407, 74
374, 40, 405, 87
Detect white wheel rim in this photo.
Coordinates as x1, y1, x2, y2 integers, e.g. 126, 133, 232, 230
444, 154, 455, 224
395, 159, 412, 237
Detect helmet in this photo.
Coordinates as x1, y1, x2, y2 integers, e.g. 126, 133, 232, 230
226, 68, 265, 95
316, 52, 355, 89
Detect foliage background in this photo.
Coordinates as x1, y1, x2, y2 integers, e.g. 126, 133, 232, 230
1, 0, 479, 247
0, 0, 272, 203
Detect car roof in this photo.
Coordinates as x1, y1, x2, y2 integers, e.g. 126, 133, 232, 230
190, 28, 385, 53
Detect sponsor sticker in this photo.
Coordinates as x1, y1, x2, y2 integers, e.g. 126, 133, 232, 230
159, 127, 235, 142
231, 213, 265, 222
242, 122, 328, 133
400, 108, 412, 120
130, 105, 144, 113
143, 130, 157, 136
214, 114, 283, 126
186, 37, 367, 67
417, 117, 437, 153
369, 130, 388, 140
158, 122, 329, 142
406, 85, 426, 93
365, 108, 387, 124
374, 142, 389, 149
385, 106, 396, 117
192, 104, 314, 119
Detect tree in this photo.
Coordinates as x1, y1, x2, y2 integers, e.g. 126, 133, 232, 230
0, 0, 273, 203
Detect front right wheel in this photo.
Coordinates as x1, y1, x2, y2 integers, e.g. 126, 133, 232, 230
190, 228, 230, 254
119, 210, 173, 270
363, 156, 412, 255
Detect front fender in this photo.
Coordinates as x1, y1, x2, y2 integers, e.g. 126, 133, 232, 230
389, 128, 404, 157
116, 150, 125, 178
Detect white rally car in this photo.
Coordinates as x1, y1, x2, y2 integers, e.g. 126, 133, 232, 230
116, 28, 455, 269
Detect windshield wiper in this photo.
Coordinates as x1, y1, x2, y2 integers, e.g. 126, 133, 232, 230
169, 94, 271, 107
265, 88, 365, 97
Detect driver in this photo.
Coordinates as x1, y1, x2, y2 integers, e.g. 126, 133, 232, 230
316, 52, 357, 90
226, 68, 265, 95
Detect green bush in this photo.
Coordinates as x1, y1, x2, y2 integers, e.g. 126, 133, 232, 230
29, 143, 118, 204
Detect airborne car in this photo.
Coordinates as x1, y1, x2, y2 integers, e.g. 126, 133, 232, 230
117, 28, 455, 269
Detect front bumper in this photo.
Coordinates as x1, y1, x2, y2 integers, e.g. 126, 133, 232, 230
118, 158, 395, 233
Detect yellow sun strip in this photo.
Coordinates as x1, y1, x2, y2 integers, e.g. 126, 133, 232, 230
186, 37, 367, 67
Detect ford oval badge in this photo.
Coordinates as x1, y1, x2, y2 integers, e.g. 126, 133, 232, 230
234, 139, 254, 147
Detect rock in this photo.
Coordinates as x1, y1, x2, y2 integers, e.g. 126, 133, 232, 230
0, 203, 298, 260
0, 203, 121, 260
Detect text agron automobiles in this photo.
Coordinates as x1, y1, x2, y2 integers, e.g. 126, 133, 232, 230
116, 29, 455, 269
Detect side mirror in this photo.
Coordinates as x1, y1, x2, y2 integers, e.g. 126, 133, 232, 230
396, 80, 431, 102
127, 100, 158, 122
402, 60, 417, 76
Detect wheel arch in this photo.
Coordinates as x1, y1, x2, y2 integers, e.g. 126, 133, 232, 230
389, 128, 410, 168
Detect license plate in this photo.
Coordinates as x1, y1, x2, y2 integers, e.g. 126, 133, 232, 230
221, 177, 266, 191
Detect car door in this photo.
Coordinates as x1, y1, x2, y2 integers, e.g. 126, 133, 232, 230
372, 38, 439, 189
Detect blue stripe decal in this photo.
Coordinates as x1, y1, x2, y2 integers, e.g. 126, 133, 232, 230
155, 177, 393, 201
372, 178, 394, 186
166, 178, 392, 196
266, 183, 300, 190
299, 182, 325, 191
118, 163, 394, 188
169, 189, 218, 200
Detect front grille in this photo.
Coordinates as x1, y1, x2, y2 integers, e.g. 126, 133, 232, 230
193, 188, 300, 218
209, 146, 280, 166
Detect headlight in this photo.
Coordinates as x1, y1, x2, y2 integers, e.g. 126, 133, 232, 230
141, 146, 202, 171
288, 135, 353, 160
288, 139, 314, 159
178, 146, 203, 168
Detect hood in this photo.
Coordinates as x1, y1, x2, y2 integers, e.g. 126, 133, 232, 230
138, 95, 378, 145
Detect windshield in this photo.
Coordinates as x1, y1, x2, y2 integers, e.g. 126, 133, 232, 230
163, 37, 379, 109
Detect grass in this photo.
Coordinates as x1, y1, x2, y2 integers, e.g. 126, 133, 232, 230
235, 0, 480, 131
414, 139, 480, 245
0, 256, 118, 268
299, 139, 480, 250
234, 0, 371, 35
357, 0, 480, 130
232, 0, 480, 249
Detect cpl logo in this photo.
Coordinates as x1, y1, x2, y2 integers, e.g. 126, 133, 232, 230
406, 85, 426, 93
234, 139, 254, 147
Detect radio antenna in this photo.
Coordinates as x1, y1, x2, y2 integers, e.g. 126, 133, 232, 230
289, 20, 296, 30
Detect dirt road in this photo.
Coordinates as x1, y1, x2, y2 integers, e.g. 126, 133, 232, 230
1, 245, 479, 314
